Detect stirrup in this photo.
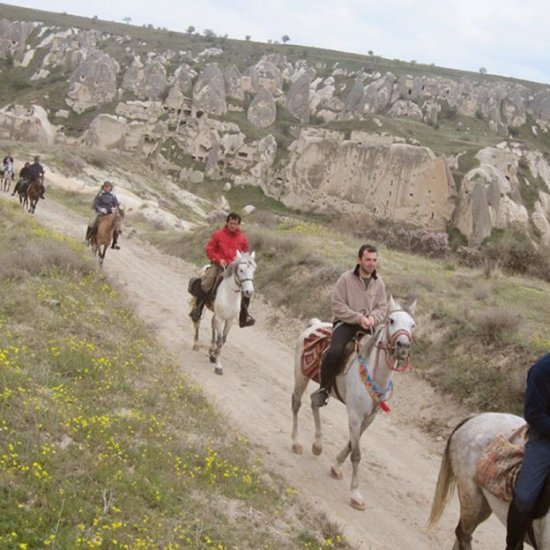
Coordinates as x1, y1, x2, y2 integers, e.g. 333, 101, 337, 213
311, 387, 329, 407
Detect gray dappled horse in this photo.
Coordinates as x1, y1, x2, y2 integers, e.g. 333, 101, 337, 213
428, 412, 550, 549
291, 296, 416, 510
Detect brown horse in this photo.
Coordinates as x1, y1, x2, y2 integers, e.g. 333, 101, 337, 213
90, 208, 124, 266
25, 178, 42, 214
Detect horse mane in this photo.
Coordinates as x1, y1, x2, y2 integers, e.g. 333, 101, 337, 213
359, 323, 385, 357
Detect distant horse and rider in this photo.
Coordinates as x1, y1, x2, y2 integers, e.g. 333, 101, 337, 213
188, 212, 256, 375
189, 250, 256, 375
1, 155, 14, 192
85, 181, 123, 265
9, 157, 46, 214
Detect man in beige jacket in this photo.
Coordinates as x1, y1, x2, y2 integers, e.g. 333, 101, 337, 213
311, 244, 388, 407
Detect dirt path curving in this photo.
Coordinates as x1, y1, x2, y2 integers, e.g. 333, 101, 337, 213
30, 196, 504, 549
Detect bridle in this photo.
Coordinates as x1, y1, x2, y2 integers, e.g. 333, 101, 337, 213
229, 260, 255, 293
374, 312, 414, 372
355, 311, 414, 412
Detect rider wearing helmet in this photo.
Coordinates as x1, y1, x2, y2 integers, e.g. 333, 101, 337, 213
29, 156, 46, 199
85, 181, 122, 249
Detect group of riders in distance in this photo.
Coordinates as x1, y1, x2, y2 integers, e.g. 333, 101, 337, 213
3, 151, 548, 548
2, 154, 46, 213
1, 154, 122, 262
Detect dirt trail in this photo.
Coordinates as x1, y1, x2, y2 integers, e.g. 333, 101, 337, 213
31, 196, 504, 549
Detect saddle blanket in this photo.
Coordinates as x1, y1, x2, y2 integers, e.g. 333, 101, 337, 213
474, 425, 528, 501
301, 325, 332, 383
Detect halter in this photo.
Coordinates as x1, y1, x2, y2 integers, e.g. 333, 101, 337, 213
356, 311, 414, 412
374, 312, 414, 372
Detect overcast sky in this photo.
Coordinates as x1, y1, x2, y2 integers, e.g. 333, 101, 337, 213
3, 0, 550, 84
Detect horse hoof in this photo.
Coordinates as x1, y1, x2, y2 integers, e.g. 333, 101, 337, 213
350, 495, 365, 511
330, 466, 343, 480
209, 355, 216, 364
292, 443, 303, 455
214, 366, 223, 375
312, 443, 322, 456
192, 344, 199, 351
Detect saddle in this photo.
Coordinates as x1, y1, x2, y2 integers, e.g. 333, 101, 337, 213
300, 325, 369, 383
187, 274, 223, 305
475, 426, 527, 502
475, 425, 550, 523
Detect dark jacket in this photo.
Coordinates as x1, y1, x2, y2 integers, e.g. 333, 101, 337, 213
524, 353, 550, 438
19, 165, 31, 180
93, 190, 120, 214
29, 161, 44, 180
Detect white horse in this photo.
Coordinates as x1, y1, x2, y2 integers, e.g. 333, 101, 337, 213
429, 412, 550, 549
191, 251, 256, 375
291, 296, 416, 510
1, 161, 14, 192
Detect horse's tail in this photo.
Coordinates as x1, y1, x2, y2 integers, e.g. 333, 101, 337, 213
427, 417, 472, 529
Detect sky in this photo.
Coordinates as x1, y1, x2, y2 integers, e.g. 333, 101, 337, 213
3, 0, 550, 84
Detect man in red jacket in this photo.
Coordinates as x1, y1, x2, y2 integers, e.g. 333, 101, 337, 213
189, 212, 255, 327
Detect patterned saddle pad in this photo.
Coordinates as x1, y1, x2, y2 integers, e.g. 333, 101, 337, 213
301, 325, 332, 383
300, 325, 367, 383
474, 425, 528, 501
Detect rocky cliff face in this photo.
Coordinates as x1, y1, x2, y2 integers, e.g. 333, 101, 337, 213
1, 14, 550, 246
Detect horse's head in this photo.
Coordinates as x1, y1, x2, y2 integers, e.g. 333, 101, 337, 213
232, 250, 256, 298
383, 295, 416, 364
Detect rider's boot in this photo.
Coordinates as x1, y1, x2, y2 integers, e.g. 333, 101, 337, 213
189, 288, 207, 322
40, 185, 46, 199
239, 296, 255, 328
311, 358, 334, 407
506, 498, 530, 550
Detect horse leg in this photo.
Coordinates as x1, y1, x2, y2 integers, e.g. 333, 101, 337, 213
192, 299, 201, 351
291, 372, 309, 454
347, 414, 376, 510
330, 441, 351, 481
98, 244, 107, 266
213, 319, 233, 375
209, 316, 226, 374
451, 485, 491, 550
310, 398, 324, 456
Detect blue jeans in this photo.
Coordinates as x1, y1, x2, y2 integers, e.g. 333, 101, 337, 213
513, 431, 550, 514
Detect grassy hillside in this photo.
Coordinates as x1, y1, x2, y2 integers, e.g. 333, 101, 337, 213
0, 199, 349, 549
